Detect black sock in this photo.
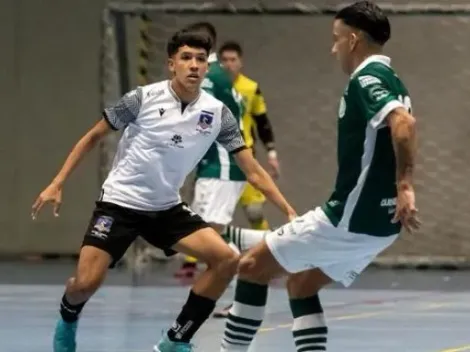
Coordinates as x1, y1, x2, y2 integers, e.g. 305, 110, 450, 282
60, 294, 87, 323
167, 290, 216, 343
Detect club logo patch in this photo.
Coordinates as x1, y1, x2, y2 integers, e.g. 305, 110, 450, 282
91, 215, 114, 240
197, 110, 214, 135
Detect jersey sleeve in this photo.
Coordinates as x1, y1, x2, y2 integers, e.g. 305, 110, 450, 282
217, 105, 246, 153
351, 75, 405, 129
102, 87, 142, 130
251, 85, 267, 116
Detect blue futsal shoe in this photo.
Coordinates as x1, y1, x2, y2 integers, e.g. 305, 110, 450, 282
153, 334, 194, 352
53, 319, 78, 352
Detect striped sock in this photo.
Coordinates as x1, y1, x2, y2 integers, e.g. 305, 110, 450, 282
220, 280, 268, 351
290, 294, 328, 351
224, 226, 269, 252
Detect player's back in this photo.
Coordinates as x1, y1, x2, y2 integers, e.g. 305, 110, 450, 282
323, 55, 411, 237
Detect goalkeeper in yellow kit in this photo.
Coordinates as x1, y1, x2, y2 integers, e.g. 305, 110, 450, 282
220, 40, 280, 230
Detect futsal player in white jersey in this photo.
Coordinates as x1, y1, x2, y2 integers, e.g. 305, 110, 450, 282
31, 30, 296, 352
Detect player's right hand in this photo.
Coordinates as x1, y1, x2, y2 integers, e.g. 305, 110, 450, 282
31, 182, 62, 220
392, 184, 421, 234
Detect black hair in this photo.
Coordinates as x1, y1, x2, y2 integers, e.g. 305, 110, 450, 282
218, 40, 243, 57
166, 30, 212, 57
183, 22, 217, 45
335, 1, 391, 46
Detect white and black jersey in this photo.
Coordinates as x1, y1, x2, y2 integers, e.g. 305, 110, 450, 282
101, 80, 246, 211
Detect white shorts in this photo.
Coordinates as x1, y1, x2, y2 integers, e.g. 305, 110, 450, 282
265, 207, 398, 287
191, 178, 246, 225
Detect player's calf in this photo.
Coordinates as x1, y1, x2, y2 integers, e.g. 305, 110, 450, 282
63, 246, 111, 307
158, 228, 239, 350
287, 271, 331, 352
54, 246, 112, 352
220, 240, 286, 351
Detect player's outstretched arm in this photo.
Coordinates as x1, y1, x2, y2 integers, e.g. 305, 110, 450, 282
387, 107, 421, 233
32, 88, 142, 220
31, 118, 113, 220
216, 105, 296, 221
233, 148, 295, 220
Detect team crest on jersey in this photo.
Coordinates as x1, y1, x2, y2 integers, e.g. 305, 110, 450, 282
196, 110, 214, 135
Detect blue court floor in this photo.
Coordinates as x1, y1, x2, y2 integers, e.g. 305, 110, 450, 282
1, 261, 470, 352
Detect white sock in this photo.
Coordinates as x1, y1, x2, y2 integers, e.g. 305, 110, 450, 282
225, 226, 269, 252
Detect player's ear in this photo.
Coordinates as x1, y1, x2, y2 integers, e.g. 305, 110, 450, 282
349, 31, 359, 52
168, 57, 175, 74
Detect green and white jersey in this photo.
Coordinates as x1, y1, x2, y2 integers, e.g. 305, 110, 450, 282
196, 53, 245, 181
322, 55, 412, 237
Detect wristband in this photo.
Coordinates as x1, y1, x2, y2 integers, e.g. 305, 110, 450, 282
268, 150, 277, 159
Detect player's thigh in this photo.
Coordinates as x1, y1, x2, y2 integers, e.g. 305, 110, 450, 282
191, 178, 245, 225
81, 201, 140, 270
141, 202, 237, 266
239, 182, 266, 206
172, 227, 238, 267
265, 207, 399, 287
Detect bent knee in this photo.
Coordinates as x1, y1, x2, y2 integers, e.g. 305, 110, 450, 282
237, 251, 270, 285
209, 248, 239, 278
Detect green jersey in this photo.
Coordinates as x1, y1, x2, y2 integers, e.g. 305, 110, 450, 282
322, 55, 411, 237
196, 53, 245, 181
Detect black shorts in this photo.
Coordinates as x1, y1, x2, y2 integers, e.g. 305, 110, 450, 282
81, 201, 209, 267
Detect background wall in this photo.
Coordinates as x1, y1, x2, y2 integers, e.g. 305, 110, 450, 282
2, 0, 470, 264
0, 0, 107, 254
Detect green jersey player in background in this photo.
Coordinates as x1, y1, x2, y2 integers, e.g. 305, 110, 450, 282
220, 2, 421, 351
175, 22, 246, 278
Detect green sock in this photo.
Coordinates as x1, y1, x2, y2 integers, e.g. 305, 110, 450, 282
220, 280, 268, 351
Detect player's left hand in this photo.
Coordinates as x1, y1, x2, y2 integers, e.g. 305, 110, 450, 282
392, 184, 421, 233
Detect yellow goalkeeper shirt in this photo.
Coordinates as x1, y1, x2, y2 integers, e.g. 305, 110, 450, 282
233, 74, 267, 149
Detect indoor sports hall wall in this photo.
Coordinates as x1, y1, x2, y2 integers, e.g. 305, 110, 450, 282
0, 0, 108, 255
1, 0, 470, 263
113, 1, 470, 265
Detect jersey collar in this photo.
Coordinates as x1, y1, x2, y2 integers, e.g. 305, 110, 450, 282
350, 55, 391, 78
167, 80, 201, 106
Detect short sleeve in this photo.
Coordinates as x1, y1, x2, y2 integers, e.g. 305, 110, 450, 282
217, 105, 246, 153
351, 75, 404, 129
103, 87, 142, 130
252, 85, 267, 116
